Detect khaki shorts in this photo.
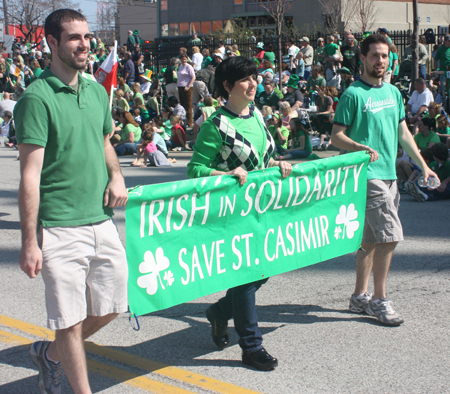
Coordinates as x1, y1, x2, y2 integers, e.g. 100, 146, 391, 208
363, 179, 403, 245
40, 219, 128, 330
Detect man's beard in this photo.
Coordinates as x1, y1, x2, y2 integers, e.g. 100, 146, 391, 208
57, 45, 87, 71
368, 64, 386, 79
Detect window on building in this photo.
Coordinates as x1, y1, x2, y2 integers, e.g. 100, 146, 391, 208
179, 22, 189, 36
212, 20, 223, 32
161, 24, 168, 37
161, 0, 168, 10
234, 0, 242, 4
169, 23, 179, 36
201, 21, 211, 35
190, 22, 200, 35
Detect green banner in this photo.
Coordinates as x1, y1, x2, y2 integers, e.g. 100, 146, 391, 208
126, 152, 370, 316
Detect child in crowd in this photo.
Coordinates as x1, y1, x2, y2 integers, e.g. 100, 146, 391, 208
327, 86, 339, 111
167, 114, 187, 151
133, 97, 150, 124
267, 113, 289, 155
278, 118, 312, 160
279, 102, 293, 132
161, 106, 174, 142
193, 96, 216, 143
133, 108, 141, 124
115, 89, 129, 112
318, 112, 335, 151
261, 105, 273, 123
397, 146, 432, 191
151, 115, 167, 140
435, 115, 450, 145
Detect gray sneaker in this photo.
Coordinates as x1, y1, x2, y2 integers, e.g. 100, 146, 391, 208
404, 181, 414, 196
366, 298, 404, 326
349, 292, 372, 313
408, 183, 427, 202
30, 341, 63, 394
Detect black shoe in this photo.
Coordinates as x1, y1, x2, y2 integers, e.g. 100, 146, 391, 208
242, 347, 278, 371
205, 308, 229, 349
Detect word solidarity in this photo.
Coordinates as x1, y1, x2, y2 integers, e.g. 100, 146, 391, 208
126, 152, 370, 316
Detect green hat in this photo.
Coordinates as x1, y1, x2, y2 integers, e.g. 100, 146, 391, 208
256, 42, 264, 50
133, 30, 140, 36
272, 113, 281, 120
253, 58, 260, 68
337, 67, 351, 75
286, 74, 300, 89
362, 31, 371, 41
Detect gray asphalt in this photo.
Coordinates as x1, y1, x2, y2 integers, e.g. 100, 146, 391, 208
0, 146, 449, 394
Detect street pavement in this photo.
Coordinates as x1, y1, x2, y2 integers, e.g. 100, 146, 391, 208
0, 146, 449, 394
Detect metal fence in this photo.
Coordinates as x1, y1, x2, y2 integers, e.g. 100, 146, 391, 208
141, 27, 450, 74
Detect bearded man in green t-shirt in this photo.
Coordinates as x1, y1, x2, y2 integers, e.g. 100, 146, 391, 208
15, 9, 129, 394
331, 34, 437, 327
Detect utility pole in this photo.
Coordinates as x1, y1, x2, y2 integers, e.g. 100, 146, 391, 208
411, 0, 419, 93
3, 0, 9, 33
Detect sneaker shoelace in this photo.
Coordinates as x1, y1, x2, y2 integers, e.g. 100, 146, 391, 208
44, 361, 64, 387
378, 299, 395, 315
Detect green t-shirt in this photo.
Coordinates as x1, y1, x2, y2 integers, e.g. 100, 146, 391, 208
188, 106, 268, 178
414, 131, 440, 150
14, 69, 114, 227
334, 80, 405, 180
163, 120, 172, 139
434, 159, 450, 181
269, 125, 289, 149
306, 75, 326, 91
257, 90, 280, 109
294, 130, 312, 153
201, 56, 212, 69
201, 106, 216, 120
134, 92, 144, 104
434, 45, 450, 71
121, 123, 142, 142
437, 126, 450, 135
324, 43, 339, 56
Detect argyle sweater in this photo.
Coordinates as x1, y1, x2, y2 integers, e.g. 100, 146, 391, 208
187, 105, 275, 179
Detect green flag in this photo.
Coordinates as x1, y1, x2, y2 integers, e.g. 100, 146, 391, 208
126, 152, 370, 316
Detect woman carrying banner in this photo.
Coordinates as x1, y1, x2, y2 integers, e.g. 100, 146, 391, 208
187, 56, 292, 371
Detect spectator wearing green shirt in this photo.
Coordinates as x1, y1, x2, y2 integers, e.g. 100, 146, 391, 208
414, 117, 440, 150
201, 48, 212, 69
306, 65, 326, 91
409, 143, 450, 201
433, 35, 450, 97
436, 114, 450, 144
263, 44, 275, 65
256, 80, 280, 110
114, 108, 142, 155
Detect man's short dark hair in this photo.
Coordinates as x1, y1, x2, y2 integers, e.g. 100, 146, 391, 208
215, 56, 257, 100
167, 96, 179, 106
3, 111, 12, 119
431, 143, 448, 161
45, 9, 86, 44
288, 37, 296, 45
444, 35, 450, 42
415, 77, 426, 85
361, 33, 390, 57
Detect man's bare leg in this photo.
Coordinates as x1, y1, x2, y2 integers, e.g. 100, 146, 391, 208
354, 242, 376, 296
372, 242, 397, 300
45, 313, 119, 394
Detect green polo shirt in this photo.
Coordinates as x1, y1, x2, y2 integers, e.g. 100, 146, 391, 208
14, 68, 114, 227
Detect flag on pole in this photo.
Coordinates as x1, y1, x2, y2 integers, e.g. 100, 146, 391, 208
94, 41, 118, 94
9, 63, 21, 77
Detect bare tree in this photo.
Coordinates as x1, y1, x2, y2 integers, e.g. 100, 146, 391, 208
318, 0, 356, 34
259, 0, 292, 85
350, 0, 380, 33
3, 0, 79, 42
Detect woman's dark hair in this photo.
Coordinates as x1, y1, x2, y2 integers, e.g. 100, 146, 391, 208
292, 118, 308, 135
360, 33, 390, 57
162, 105, 174, 119
431, 143, 448, 161
266, 44, 274, 52
421, 117, 435, 130
45, 9, 86, 44
215, 56, 257, 100
116, 107, 139, 127
152, 115, 163, 127
166, 96, 179, 106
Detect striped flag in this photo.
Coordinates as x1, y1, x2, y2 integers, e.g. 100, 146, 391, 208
94, 41, 118, 94
9, 63, 20, 77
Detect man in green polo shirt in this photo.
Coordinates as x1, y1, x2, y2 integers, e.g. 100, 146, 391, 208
332, 33, 437, 327
15, 10, 128, 394
433, 35, 450, 99
257, 80, 280, 110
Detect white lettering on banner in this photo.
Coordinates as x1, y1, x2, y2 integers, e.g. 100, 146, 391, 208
363, 95, 396, 114
264, 215, 330, 261
140, 165, 362, 238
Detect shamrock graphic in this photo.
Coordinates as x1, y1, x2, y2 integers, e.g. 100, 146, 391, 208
335, 204, 360, 239
334, 226, 342, 240
137, 247, 171, 295
163, 270, 175, 286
